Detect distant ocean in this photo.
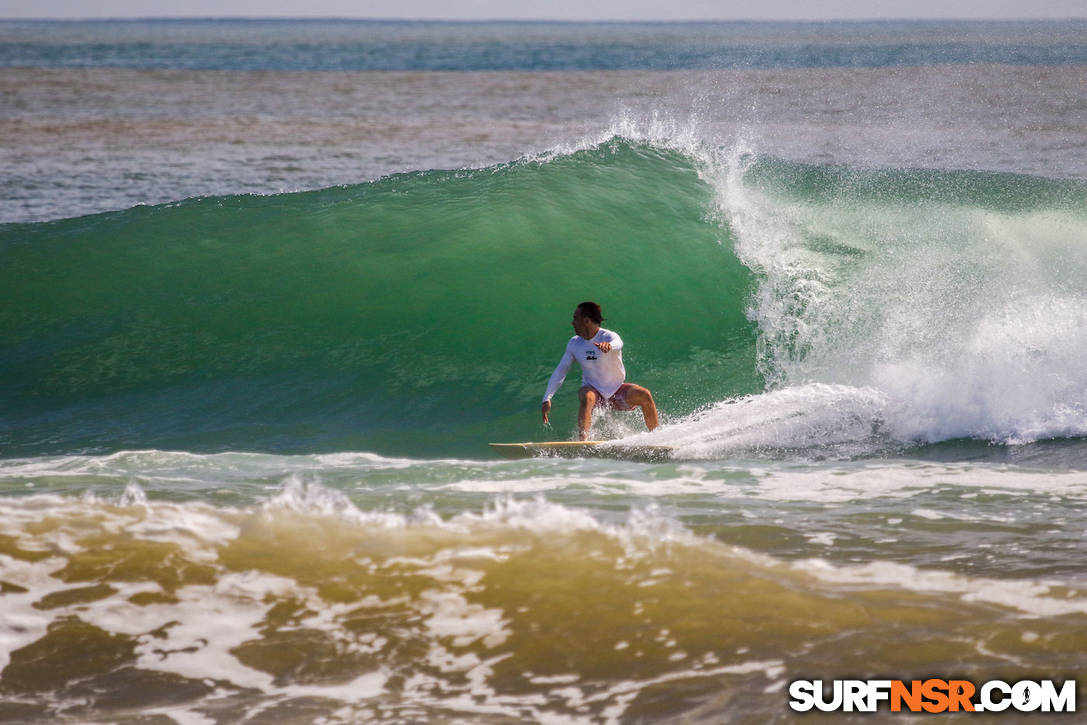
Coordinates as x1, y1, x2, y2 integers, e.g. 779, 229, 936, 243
1, 19, 1086, 724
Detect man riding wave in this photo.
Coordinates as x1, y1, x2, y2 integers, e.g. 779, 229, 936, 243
541, 301, 659, 440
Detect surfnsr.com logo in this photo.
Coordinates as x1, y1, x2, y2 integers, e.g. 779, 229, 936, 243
789, 679, 1077, 713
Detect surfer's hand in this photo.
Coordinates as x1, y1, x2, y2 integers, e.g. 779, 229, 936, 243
594, 342, 611, 353
541, 400, 551, 424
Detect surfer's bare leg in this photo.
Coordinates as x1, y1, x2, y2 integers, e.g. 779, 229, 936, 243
625, 385, 659, 432
577, 386, 599, 440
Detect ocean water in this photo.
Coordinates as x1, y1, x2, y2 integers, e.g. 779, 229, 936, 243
2, 19, 1087, 724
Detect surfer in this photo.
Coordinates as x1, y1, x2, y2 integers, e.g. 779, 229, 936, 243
541, 301, 659, 440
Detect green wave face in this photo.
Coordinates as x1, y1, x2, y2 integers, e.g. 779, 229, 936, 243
0, 140, 760, 457
7, 138, 1087, 459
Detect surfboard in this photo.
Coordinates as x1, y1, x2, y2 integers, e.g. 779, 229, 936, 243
489, 441, 674, 462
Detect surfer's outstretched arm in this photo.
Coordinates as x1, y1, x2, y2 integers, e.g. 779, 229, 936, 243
541, 348, 574, 424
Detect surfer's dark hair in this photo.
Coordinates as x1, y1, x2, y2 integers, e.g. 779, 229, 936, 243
576, 301, 603, 324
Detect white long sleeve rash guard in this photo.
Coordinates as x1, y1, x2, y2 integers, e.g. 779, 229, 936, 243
542, 328, 626, 402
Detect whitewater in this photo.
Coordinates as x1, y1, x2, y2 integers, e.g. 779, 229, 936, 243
2, 18, 1087, 725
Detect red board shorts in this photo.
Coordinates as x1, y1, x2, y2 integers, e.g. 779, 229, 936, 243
580, 383, 636, 411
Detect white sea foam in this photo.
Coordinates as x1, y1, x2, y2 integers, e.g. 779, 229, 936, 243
622, 383, 889, 460
264, 475, 437, 528
0, 556, 75, 672
796, 558, 1087, 617
708, 136, 1087, 449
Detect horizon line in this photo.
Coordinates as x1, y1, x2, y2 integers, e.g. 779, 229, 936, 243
3, 16, 1086, 23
